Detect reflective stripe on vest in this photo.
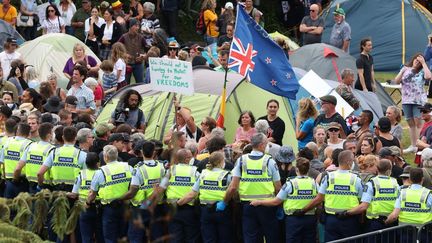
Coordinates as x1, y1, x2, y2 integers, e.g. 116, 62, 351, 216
166, 164, 197, 205
79, 169, 97, 201
199, 169, 229, 204
24, 142, 54, 182
366, 176, 399, 219
399, 186, 432, 226
131, 161, 165, 206
239, 154, 274, 201
3, 137, 33, 179
98, 162, 132, 204
324, 171, 360, 214
51, 146, 81, 185
284, 176, 317, 215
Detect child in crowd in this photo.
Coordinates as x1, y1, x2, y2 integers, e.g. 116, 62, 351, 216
111, 42, 127, 90
100, 60, 117, 102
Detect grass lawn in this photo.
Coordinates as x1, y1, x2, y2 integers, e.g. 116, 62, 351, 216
375, 72, 416, 164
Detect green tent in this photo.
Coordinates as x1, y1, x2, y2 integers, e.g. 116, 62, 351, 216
97, 66, 297, 149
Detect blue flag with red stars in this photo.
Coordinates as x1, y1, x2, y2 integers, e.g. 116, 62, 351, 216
228, 5, 299, 99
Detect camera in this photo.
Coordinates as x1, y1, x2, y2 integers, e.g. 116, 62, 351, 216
114, 103, 130, 125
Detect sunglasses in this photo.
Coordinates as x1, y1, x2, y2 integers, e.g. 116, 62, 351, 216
421, 110, 430, 114
328, 128, 339, 132
48, 9, 55, 12
169, 48, 178, 51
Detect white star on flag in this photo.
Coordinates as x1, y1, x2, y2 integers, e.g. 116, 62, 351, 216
270, 79, 277, 86
265, 57, 272, 64
286, 73, 292, 79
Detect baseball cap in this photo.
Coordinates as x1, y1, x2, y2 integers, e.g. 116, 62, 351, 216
100, 1, 110, 8
328, 122, 341, 130
168, 41, 180, 49
6, 37, 17, 44
95, 122, 115, 137
378, 147, 393, 158
320, 95, 337, 106
109, 133, 130, 143
333, 8, 345, 16
421, 148, 432, 162
225, 2, 234, 9
418, 103, 432, 111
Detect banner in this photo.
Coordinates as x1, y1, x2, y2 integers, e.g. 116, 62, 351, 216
149, 58, 194, 95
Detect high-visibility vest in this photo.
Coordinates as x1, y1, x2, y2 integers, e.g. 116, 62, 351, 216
238, 154, 274, 201
199, 169, 229, 204
3, 137, 33, 179
79, 168, 98, 201
131, 161, 165, 206
324, 170, 360, 214
283, 176, 317, 215
98, 162, 132, 205
399, 186, 432, 226
50, 146, 82, 185
366, 176, 399, 219
166, 164, 197, 205
24, 142, 55, 183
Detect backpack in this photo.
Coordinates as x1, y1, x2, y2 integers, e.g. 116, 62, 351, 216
195, 10, 207, 36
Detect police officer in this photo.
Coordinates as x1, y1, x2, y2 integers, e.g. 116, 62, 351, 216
344, 159, 399, 232
157, 148, 201, 243
69, 152, 103, 243
300, 150, 363, 242
0, 118, 18, 197
178, 151, 233, 243
225, 133, 281, 243
37, 126, 86, 192
87, 145, 133, 243
0, 122, 33, 198
14, 123, 55, 194
251, 157, 317, 243
386, 168, 432, 242
122, 141, 166, 242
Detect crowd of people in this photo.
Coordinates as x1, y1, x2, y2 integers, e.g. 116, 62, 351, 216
1, 0, 432, 243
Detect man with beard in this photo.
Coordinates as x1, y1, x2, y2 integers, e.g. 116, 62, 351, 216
110, 89, 146, 133
66, 65, 96, 115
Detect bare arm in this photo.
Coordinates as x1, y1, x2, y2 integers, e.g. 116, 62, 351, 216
371, 65, 376, 91
394, 67, 407, 84
224, 176, 240, 203
309, 26, 323, 35
385, 208, 400, 224
250, 197, 283, 207
20, 4, 34, 16
37, 165, 49, 186
13, 161, 26, 181
273, 180, 281, 194
342, 40, 350, 53
302, 193, 324, 212
177, 190, 198, 206
87, 190, 97, 204
347, 202, 369, 215
119, 185, 139, 200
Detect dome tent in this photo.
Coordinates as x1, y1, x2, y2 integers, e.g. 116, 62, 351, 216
97, 66, 298, 150
321, 0, 432, 71
289, 43, 395, 113
17, 33, 101, 88
0, 19, 25, 52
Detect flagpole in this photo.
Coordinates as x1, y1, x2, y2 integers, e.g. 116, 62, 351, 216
216, 68, 228, 128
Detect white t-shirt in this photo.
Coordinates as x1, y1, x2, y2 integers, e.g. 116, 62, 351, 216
102, 21, 115, 40
114, 58, 126, 83
57, 2, 76, 26
42, 17, 65, 34
0, 51, 21, 79
84, 17, 105, 40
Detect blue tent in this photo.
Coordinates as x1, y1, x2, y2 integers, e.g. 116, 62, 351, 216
321, 0, 432, 71
0, 19, 25, 52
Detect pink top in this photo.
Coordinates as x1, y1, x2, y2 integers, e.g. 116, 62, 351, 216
234, 126, 257, 144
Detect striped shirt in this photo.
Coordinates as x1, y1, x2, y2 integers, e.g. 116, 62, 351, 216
67, 83, 96, 110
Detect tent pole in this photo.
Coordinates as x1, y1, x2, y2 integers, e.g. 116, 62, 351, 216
401, 0, 406, 64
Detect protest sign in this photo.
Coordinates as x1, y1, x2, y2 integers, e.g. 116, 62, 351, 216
149, 58, 194, 95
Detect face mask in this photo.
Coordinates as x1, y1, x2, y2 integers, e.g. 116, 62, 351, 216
6, 103, 14, 109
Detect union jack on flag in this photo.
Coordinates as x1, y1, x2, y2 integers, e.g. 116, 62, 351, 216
228, 37, 258, 79
228, 5, 299, 99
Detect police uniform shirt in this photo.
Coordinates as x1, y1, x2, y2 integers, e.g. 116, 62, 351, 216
277, 176, 318, 200
191, 168, 232, 192
90, 161, 134, 191
43, 144, 87, 169
130, 160, 166, 186
360, 175, 399, 203
394, 184, 432, 209
318, 169, 363, 198
0, 136, 30, 163
231, 150, 280, 182
19, 141, 53, 162
159, 163, 200, 189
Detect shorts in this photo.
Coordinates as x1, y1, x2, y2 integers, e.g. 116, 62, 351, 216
402, 104, 421, 120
